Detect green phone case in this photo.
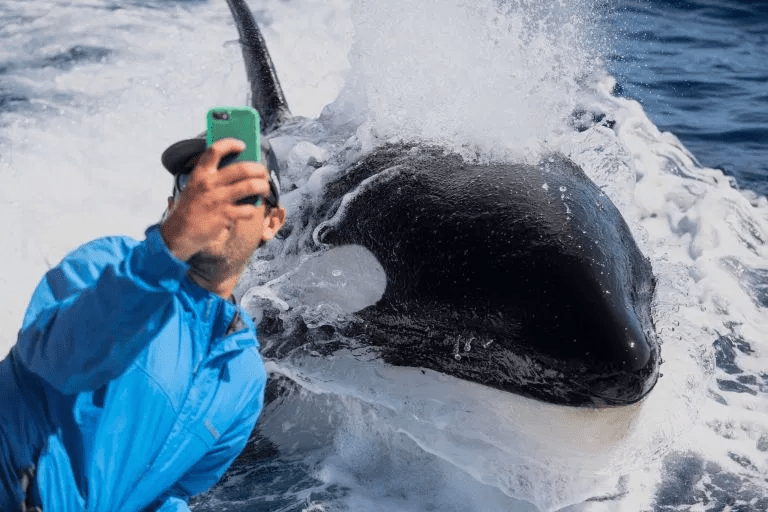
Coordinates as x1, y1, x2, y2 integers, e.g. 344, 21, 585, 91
206, 106, 261, 162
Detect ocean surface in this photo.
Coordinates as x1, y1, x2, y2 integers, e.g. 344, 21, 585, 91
1, 0, 767, 511
605, 0, 768, 197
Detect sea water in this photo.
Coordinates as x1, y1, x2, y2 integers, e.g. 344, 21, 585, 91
1, 0, 766, 510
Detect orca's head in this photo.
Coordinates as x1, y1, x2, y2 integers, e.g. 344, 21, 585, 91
306, 144, 659, 407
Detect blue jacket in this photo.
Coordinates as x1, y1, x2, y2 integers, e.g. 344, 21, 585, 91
0, 225, 266, 511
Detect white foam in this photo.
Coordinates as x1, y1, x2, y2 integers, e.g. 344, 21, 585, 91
328, 0, 600, 161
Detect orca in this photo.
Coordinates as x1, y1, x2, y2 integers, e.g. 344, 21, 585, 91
225, 0, 659, 407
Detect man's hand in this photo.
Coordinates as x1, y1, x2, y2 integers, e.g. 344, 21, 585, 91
160, 138, 272, 262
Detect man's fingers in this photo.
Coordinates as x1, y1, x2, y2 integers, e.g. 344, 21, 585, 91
196, 138, 246, 171
230, 205, 261, 220
215, 161, 268, 187
222, 178, 271, 204
224, 202, 264, 222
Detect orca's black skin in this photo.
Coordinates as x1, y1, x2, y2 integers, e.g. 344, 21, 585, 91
226, 0, 660, 406
313, 145, 658, 406
226, 0, 291, 133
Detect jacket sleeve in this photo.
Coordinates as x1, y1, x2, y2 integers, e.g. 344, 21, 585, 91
13, 225, 190, 394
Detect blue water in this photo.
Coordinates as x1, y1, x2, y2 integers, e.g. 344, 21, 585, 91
605, 0, 768, 196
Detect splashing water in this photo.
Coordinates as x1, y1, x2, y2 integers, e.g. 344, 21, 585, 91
323, 0, 601, 162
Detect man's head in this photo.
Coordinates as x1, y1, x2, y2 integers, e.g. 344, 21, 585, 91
160, 135, 286, 296
162, 132, 282, 204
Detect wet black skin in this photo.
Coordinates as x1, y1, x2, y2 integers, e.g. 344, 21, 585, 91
302, 144, 659, 406
226, 0, 660, 407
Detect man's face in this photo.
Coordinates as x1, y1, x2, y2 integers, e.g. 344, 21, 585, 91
168, 154, 286, 283
189, 201, 282, 279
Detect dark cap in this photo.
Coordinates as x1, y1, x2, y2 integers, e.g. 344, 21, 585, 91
161, 133, 281, 203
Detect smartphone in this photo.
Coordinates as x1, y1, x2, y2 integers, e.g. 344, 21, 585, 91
206, 106, 261, 165
207, 106, 263, 206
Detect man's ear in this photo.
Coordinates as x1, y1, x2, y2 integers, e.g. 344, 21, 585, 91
261, 207, 286, 242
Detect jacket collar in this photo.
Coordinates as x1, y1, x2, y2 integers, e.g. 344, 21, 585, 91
179, 278, 259, 364
205, 299, 259, 367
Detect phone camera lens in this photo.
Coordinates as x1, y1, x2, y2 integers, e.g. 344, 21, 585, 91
213, 111, 230, 121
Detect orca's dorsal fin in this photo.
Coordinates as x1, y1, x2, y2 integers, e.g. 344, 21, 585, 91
226, 0, 292, 134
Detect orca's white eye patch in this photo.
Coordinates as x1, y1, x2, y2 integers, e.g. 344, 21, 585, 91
242, 245, 386, 321
287, 245, 387, 314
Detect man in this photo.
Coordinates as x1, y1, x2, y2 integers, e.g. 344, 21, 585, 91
0, 134, 285, 511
